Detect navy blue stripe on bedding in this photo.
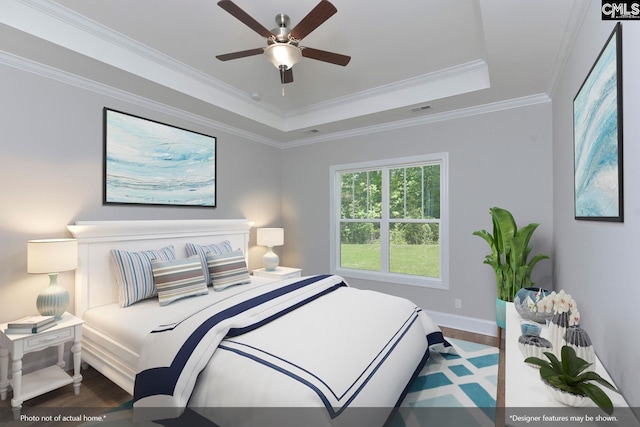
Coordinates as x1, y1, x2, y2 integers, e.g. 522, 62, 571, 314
133, 275, 343, 402
224, 310, 420, 402
225, 282, 346, 338
218, 310, 422, 418
385, 330, 451, 424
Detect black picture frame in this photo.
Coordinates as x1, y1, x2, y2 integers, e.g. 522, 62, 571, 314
103, 108, 216, 207
573, 23, 623, 222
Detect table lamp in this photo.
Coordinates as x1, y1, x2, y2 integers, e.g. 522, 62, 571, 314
257, 228, 284, 271
27, 238, 78, 320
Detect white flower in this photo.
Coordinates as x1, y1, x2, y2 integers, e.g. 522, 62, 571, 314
570, 310, 581, 326
554, 290, 572, 314
526, 295, 538, 313
537, 289, 579, 316
537, 298, 552, 313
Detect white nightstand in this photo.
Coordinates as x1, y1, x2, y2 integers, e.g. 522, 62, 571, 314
253, 266, 302, 280
0, 312, 83, 419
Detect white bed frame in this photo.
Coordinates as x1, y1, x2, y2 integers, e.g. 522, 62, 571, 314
67, 219, 253, 394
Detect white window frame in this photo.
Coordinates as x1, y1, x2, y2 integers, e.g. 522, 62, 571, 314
329, 153, 449, 289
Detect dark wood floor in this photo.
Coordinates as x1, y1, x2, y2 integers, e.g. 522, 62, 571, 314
1, 327, 504, 426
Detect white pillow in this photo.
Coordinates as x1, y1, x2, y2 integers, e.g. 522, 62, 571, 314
111, 246, 175, 307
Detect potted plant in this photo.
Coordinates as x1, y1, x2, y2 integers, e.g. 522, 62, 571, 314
473, 207, 549, 328
525, 346, 619, 415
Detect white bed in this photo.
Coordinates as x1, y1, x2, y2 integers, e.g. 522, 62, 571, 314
68, 219, 451, 427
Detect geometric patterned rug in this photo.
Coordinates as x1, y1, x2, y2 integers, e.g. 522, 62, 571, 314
392, 338, 499, 427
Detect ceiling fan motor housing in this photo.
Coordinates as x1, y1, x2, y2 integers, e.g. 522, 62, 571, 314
272, 13, 292, 42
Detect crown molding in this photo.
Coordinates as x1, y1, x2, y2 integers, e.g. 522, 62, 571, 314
283, 60, 490, 132
0, 46, 550, 151
3, 0, 287, 128
546, 0, 590, 98
4, 0, 491, 134
0, 50, 281, 148
282, 93, 551, 149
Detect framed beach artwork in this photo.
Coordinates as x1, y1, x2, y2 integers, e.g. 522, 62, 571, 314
104, 108, 216, 207
573, 23, 623, 222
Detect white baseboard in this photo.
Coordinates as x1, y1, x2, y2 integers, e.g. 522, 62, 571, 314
425, 309, 498, 338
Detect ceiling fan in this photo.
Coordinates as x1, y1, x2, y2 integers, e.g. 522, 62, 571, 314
216, 0, 351, 86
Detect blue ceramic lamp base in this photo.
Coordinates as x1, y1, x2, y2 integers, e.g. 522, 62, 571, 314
262, 247, 280, 272
36, 273, 69, 321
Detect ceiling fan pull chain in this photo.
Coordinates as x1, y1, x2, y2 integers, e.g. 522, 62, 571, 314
280, 67, 286, 96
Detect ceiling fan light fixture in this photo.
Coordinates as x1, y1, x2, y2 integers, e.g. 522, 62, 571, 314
264, 43, 302, 70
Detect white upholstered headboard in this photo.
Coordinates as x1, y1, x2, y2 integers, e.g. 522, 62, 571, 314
67, 219, 253, 318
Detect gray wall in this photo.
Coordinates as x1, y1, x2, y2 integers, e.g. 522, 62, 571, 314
0, 62, 282, 323
552, 2, 640, 407
281, 103, 554, 332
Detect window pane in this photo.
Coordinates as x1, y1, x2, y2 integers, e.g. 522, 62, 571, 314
340, 173, 354, 219
389, 222, 440, 278
389, 168, 405, 219
424, 164, 440, 219
405, 166, 423, 219
340, 171, 381, 219
340, 222, 380, 271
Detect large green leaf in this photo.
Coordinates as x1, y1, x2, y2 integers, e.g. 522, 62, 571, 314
576, 372, 620, 393
491, 207, 516, 256
528, 347, 619, 415
577, 383, 615, 415
560, 346, 592, 377
523, 356, 549, 369
473, 207, 549, 301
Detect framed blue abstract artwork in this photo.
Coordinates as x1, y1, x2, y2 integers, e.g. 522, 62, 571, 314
574, 23, 623, 222
104, 108, 216, 207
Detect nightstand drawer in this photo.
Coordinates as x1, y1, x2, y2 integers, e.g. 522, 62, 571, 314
277, 270, 302, 279
253, 267, 302, 280
24, 328, 73, 351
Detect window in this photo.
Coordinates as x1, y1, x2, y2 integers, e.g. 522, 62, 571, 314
330, 153, 448, 289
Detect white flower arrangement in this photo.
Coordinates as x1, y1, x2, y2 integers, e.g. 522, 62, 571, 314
524, 289, 546, 314
536, 290, 580, 326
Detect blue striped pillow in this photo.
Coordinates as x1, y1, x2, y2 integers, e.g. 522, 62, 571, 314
151, 256, 208, 306
185, 241, 234, 285
111, 246, 176, 307
206, 250, 251, 291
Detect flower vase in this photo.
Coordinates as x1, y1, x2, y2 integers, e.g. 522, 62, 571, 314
518, 335, 553, 367
548, 312, 569, 357
544, 380, 589, 408
496, 298, 507, 330
514, 287, 552, 323
565, 325, 595, 371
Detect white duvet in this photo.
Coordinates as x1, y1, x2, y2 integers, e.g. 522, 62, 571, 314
133, 275, 451, 427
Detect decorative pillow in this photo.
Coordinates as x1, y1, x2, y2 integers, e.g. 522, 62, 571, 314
206, 250, 251, 291
151, 256, 209, 306
185, 241, 234, 285
111, 246, 176, 307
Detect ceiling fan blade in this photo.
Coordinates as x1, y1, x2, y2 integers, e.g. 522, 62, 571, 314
216, 48, 264, 61
217, 1, 273, 38
302, 47, 350, 66
281, 68, 294, 84
290, 0, 337, 41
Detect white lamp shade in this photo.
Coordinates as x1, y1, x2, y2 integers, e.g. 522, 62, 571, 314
257, 228, 284, 247
28, 238, 78, 274
264, 44, 302, 70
